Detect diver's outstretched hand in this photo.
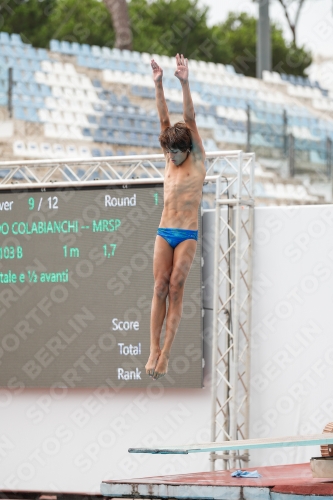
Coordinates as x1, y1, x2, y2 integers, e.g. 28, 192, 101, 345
151, 59, 163, 83
175, 53, 188, 83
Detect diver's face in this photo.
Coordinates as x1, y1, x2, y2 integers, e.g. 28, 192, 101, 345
167, 148, 188, 166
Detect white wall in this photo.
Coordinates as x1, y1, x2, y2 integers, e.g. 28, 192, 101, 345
250, 205, 333, 467
2, 204, 333, 491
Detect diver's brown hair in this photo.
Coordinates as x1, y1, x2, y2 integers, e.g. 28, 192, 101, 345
159, 122, 192, 152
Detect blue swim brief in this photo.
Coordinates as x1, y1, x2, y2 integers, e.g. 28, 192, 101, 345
157, 227, 198, 249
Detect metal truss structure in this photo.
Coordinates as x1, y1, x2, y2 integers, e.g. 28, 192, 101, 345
0, 151, 255, 472
209, 151, 255, 471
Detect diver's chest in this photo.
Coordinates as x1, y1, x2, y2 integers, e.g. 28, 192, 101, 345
165, 173, 194, 194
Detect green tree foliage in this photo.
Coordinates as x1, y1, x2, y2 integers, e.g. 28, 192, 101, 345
0, 0, 311, 77
128, 0, 232, 63
0, 0, 56, 47
0, 0, 115, 48
48, 0, 115, 47
213, 12, 312, 77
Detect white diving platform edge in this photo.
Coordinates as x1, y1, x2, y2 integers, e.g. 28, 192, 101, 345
128, 433, 333, 455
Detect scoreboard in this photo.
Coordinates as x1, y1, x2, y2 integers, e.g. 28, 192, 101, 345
0, 183, 203, 388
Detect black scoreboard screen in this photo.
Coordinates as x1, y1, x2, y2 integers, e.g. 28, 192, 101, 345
0, 183, 203, 388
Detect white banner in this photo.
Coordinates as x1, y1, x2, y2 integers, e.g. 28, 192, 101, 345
250, 205, 333, 466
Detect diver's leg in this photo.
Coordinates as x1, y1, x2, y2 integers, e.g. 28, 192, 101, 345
145, 235, 174, 376
153, 238, 197, 379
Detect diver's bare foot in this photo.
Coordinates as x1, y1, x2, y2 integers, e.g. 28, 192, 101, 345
153, 351, 169, 379
145, 348, 161, 377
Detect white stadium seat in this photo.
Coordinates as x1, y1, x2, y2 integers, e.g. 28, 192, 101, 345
51, 86, 63, 98
38, 108, 51, 122
26, 142, 40, 157
40, 142, 53, 158
64, 87, 75, 98
45, 97, 57, 109
53, 62, 65, 74
68, 125, 83, 139
64, 63, 76, 75
63, 111, 75, 124
141, 52, 151, 63
35, 71, 46, 84
51, 110, 64, 123
66, 144, 78, 157
13, 140, 26, 155
79, 146, 92, 158
56, 124, 69, 138
53, 143, 65, 157
41, 60, 53, 73
47, 73, 59, 86
44, 123, 58, 138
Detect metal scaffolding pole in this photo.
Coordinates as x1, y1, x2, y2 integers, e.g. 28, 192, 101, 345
210, 152, 255, 471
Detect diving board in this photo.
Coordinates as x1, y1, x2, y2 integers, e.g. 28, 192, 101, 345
128, 433, 333, 455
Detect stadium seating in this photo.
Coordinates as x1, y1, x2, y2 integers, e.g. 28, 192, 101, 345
0, 30, 333, 203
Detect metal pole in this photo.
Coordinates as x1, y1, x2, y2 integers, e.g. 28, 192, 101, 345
256, 0, 272, 78
229, 151, 243, 469
8, 67, 13, 118
283, 110, 288, 156
243, 203, 254, 466
289, 133, 295, 177
238, 152, 255, 466
246, 105, 251, 153
326, 136, 332, 179
210, 176, 221, 472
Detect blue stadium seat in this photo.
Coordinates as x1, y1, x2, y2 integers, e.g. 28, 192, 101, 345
14, 106, 26, 120
0, 78, 7, 91
0, 169, 10, 178
1, 45, 11, 56
102, 47, 112, 58
93, 78, 102, 88
26, 107, 40, 122
11, 33, 22, 45
94, 129, 104, 142
123, 117, 132, 129
29, 60, 40, 71
76, 55, 87, 67
83, 127, 92, 137
92, 148, 102, 157
60, 40, 71, 54
0, 57, 6, 71
106, 130, 115, 143
12, 68, 22, 81
26, 47, 37, 59
130, 132, 140, 146
88, 115, 98, 125
0, 32, 10, 44
70, 42, 80, 56
110, 116, 119, 129
50, 39, 61, 52
99, 116, 108, 128
92, 45, 102, 57
105, 59, 117, 71
37, 48, 48, 60
111, 48, 121, 60
81, 44, 91, 55
39, 84, 52, 97
310, 150, 325, 164
14, 46, 26, 58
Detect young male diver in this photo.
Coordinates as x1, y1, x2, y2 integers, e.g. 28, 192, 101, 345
145, 54, 206, 380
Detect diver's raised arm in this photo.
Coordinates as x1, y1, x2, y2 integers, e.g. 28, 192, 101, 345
151, 59, 171, 132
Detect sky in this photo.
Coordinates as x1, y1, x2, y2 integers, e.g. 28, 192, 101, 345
198, 0, 333, 59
